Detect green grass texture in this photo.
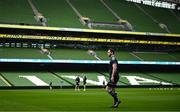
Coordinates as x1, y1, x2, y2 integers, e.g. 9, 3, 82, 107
0, 88, 179, 111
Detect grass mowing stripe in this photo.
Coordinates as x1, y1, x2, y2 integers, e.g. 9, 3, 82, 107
0, 88, 179, 111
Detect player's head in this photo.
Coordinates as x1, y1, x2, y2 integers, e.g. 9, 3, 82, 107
107, 48, 115, 57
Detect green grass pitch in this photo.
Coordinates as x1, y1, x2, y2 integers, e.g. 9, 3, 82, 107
0, 88, 180, 111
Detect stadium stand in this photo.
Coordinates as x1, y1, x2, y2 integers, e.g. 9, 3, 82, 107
144, 72, 180, 85
104, 0, 166, 33
28, 0, 47, 26
0, 71, 179, 87
0, 0, 179, 33
50, 48, 95, 60
71, 0, 116, 23
138, 3, 180, 34
1, 72, 36, 86
171, 53, 180, 60
1, 47, 179, 61
96, 50, 139, 61
0, 72, 71, 86
0, 0, 38, 25
0, 76, 8, 86
54, 72, 106, 86
70, 0, 131, 30
31, 0, 86, 28
132, 52, 179, 61
0, 48, 48, 59
0, 0, 179, 89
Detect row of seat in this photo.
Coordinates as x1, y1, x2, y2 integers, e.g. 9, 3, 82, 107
0, 0, 179, 33
0, 71, 179, 87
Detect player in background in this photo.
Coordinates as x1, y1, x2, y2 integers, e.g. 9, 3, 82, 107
102, 80, 106, 89
83, 75, 87, 91
75, 76, 80, 91
49, 82, 52, 90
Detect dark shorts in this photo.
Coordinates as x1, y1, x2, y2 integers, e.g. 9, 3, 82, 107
76, 82, 80, 86
107, 75, 119, 88
83, 82, 86, 85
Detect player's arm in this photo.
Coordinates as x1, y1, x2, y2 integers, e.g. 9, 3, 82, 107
111, 63, 117, 82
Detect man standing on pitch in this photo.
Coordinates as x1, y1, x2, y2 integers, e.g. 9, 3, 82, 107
106, 48, 121, 108
83, 75, 87, 91
75, 76, 80, 91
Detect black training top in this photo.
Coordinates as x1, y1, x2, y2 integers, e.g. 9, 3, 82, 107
76, 77, 80, 83
109, 55, 119, 77
83, 76, 87, 83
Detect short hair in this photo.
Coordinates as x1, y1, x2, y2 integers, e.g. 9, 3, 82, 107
108, 48, 115, 54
